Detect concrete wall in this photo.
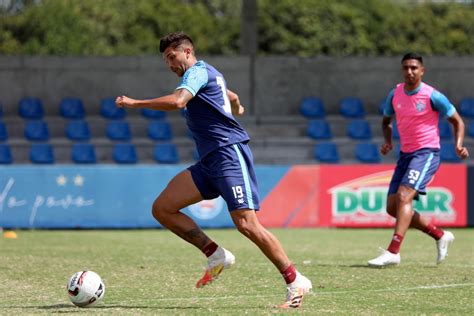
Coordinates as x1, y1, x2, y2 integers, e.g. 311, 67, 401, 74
1, 55, 473, 117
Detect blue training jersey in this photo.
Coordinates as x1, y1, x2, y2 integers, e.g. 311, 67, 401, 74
177, 60, 250, 158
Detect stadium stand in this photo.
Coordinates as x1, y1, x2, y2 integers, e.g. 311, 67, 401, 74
60, 98, 85, 119
314, 142, 339, 163
66, 120, 91, 141
30, 143, 54, 164
147, 120, 173, 141
440, 142, 461, 162
141, 108, 167, 119
101, 98, 126, 119
71, 143, 96, 164
468, 121, 474, 138
0, 121, 7, 141
154, 143, 179, 164
299, 97, 325, 118
24, 120, 49, 141
0, 144, 12, 164
307, 119, 332, 140
346, 119, 372, 140
106, 120, 131, 141
459, 98, 474, 118
340, 97, 365, 118
438, 120, 453, 139
113, 143, 137, 164
355, 143, 380, 163
19, 97, 44, 119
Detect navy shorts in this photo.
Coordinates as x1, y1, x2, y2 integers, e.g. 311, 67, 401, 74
188, 142, 260, 211
388, 148, 440, 197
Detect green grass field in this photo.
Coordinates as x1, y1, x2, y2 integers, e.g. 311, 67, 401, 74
0, 228, 473, 315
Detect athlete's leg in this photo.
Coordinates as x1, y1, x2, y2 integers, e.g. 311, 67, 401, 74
230, 209, 290, 271
393, 185, 417, 236
152, 169, 212, 250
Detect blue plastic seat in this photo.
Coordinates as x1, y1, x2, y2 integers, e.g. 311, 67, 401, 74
100, 98, 126, 119
438, 120, 452, 139
459, 98, 474, 118
347, 119, 372, 140
0, 122, 8, 141
0, 144, 12, 164
154, 143, 179, 164
30, 144, 54, 164
24, 121, 49, 141
299, 97, 325, 118
147, 121, 172, 141
307, 120, 332, 139
113, 143, 137, 164
66, 120, 91, 141
314, 142, 339, 163
355, 143, 380, 163
19, 97, 44, 119
106, 120, 131, 140
141, 108, 166, 119
60, 98, 85, 119
71, 143, 96, 164
468, 121, 474, 138
340, 97, 365, 118
440, 142, 461, 162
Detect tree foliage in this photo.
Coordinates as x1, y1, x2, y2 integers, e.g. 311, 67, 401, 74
0, 0, 473, 56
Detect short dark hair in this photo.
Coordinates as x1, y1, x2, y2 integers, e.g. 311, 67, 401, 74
401, 52, 423, 64
159, 32, 194, 53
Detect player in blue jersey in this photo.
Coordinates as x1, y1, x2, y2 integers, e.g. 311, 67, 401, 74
115, 32, 311, 308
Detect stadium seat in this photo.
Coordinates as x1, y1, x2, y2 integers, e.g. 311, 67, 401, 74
340, 97, 365, 118
100, 98, 126, 119
307, 119, 332, 139
141, 108, 166, 119
147, 121, 173, 141
154, 143, 179, 164
71, 143, 96, 164
0, 144, 12, 164
347, 119, 372, 140
19, 97, 44, 119
440, 142, 461, 162
0, 122, 8, 141
313, 142, 339, 163
113, 143, 137, 164
438, 120, 452, 139
299, 97, 325, 118
66, 120, 91, 141
30, 144, 54, 164
106, 120, 131, 141
459, 98, 474, 118
355, 143, 381, 163
60, 98, 85, 119
468, 121, 474, 138
24, 120, 49, 141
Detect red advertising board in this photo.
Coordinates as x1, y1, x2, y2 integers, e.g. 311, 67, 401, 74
259, 164, 467, 228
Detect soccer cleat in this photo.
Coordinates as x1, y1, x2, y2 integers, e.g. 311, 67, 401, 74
280, 273, 312, 309
368, 248, 400, 267
196, 247, 235, 288
436, 230, 455, 264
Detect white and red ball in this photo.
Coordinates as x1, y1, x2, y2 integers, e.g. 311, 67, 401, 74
67, 271, 105, 307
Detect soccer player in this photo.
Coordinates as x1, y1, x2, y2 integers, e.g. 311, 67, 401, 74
115, 32, 312, 308
368, 53, 469, 267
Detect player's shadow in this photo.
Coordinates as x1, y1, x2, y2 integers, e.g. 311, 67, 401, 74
34, 304, 202, 312
315, 263, 375, 269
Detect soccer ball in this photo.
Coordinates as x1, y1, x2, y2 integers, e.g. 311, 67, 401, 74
67, 271, 105, 307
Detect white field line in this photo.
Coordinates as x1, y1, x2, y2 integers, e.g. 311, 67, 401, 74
105, 282, 474, 302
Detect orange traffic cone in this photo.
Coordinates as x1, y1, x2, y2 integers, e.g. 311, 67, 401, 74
3, 231, 18, 239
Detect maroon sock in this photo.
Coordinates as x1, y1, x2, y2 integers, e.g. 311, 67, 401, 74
201, 242, 218, 257
387, 233, 404, 254
281, 264, 297, 284
423, 224, 444, 240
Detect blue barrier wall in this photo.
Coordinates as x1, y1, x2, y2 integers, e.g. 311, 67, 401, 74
0, 165, 288, 229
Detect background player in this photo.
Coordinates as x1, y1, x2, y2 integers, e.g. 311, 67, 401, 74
115, 32, 312, 308
368, 52, 469, 267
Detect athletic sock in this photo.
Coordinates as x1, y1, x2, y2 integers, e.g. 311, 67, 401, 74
423, 223, 444, 240
201, 242, 218, 258
281, 263, 297, 284
387, 233, 404, 254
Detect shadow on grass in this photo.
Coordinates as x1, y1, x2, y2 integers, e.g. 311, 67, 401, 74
7, 304, 257, 312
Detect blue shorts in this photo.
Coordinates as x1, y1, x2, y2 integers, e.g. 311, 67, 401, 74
188, 142, 260, 211
388, 148, 440, 198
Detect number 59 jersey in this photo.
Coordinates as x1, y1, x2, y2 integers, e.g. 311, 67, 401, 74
176, 60, 250, 159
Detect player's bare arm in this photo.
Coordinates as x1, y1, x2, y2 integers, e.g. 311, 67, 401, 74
447, 112, 470, 159
227, 89, 245, 116
380, 116, 394, 155
115, 88, 193, 111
